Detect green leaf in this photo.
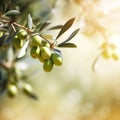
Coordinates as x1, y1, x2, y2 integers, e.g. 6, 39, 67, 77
55, 18, 75, 40
48, 25, 63, 30
17, 40, 29, 58
58, 43, 77, 48
39, 21, 51, 32
27, 14, 33, 30
41, 34, 53, 40
60, 28, 80, 44
5, 10, 20, 16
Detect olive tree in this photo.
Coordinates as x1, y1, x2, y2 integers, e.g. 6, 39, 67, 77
0, 0, 79, 99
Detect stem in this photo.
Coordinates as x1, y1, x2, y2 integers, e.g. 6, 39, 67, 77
0, 18, 34, 33
0, 61, 10, 70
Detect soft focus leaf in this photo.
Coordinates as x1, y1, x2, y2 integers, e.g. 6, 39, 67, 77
39, 21, 51, 31
111, 53, 119, 60
5, 10, 20, 16
56, 18, 75, 40
17, 40, 29, 58
41, 34, 53, 40
58, 43, 77, 48
27, 14, 33, 30
101, 50, 110, 59
48, 25, 63, 30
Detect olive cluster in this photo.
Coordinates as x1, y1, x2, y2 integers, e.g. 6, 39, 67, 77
12, 29, 27, 49
30, 35, 63, 72
7, 82, 36, 98
11, 29, 63, 72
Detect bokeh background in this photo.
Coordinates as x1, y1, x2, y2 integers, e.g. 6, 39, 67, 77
1, 0, 120, 120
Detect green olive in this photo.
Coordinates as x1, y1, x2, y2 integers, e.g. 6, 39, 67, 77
17, 29, 27, 40
41, 40, 50, 48
38, 53, 45, 63
51, 53, 63, 66
23, 83, 33, 94
30, 46, 40, 59
43, 59, 53, 72
7, 84, 18, 97
31, 35, 42, 47
40, 47, 51, 60
12, 35, 24, 49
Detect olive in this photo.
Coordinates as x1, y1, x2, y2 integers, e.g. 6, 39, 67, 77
38, 53, 45, 63
51, 53, 63, 66
17, 29, 27, 40
41, 40, 50, 48
23, 83, 33, 95
31, 35, 42, 47
12, 35, 24, 49
7, 84, 18, 97
40, 47, 51, 60
43, 59, 53, 72
30, 46, 40, 59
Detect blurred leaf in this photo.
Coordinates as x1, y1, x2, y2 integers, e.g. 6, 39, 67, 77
48, 25, 63, 30
54, 48, 62, 55
39, 21, 51, 32
56, 18, 75, 40
111, 53, 119, 60
41, 34, 53, 40
0, 34, 6, 47
5, 10, 20, 16
102, 50, 110, 59
17, 40, 29, 58
27, 14, 33, 30
0, 28, 8, 32
58, 43, 77, 48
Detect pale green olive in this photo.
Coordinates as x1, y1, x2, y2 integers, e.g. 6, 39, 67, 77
23, 83, 33, 94
51, 53, 63, 66
40, 47, 51, 60
41, 40, 50, 48
30, 46, 40, 59
12, 35, 24, 49
17, 29, 27, 40
7, 84, 18, 97
38, 53, 45, 63
31, 35, 42, 47
43, 59, 53, 72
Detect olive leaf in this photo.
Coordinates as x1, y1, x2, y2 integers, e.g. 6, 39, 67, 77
5, 10, 20, 16
60, 28, 80, 45
58, 43, 77, 48
48, 25, 63, 30
39, 21, 51, 32
41, 34, 53, 40
27, 14, 33, 30
17, 40, 29, 58
54, 48, 62, 55
55, 18, 75, 40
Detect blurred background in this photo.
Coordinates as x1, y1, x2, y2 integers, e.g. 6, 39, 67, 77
1, 0, 120, 120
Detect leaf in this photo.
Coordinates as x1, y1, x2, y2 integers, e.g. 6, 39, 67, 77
48, 25, 63, 30
59, 28, 80, 45
41, 34, 53, 40
111, 53, 119, 60
101, 50, 110, 59
17, 40, 29, 58
39, 21, 51, 32
27, 14, 33, 30
58, 43, 77, 48
5, 10, 20, 16
56, 18, 75, 40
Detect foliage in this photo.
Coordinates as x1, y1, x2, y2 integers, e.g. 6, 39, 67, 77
0, 0, 79, 99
